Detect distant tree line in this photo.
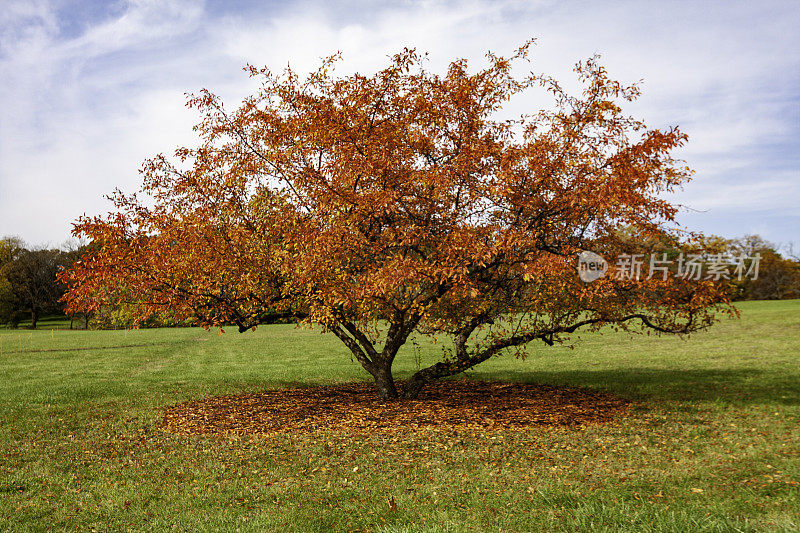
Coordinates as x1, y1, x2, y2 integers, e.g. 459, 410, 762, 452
0, 237, 193, 329
723, 235, 800, 301
673, 234, 798, 300
1, 233, 798, 330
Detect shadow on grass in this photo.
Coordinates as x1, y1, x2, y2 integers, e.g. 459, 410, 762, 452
463, 368, 800, 406
238, 367, 799, 408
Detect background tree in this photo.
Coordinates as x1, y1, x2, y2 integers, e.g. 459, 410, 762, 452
0, 238, 91, 328
62, 43, 733, 398
0, 237, 26, 327
729, 235, 800, 300
0, 241, 65, 328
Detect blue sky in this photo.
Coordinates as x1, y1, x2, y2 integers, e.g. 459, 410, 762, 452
1, 0, 798, 249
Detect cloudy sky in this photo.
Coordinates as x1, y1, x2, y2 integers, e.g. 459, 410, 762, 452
1, 0, 798, 249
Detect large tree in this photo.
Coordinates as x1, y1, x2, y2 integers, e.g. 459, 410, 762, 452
62, 43, 732, 398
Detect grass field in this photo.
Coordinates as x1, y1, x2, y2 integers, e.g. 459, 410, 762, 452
1, 300, 799, 531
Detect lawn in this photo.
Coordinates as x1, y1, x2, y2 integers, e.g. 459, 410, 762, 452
1, 300, 798, 531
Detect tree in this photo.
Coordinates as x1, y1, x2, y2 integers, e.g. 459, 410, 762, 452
62, 43, 732, 398
0, 237, 25, 327
729, 235, 800, 300
1, 241, 65, 329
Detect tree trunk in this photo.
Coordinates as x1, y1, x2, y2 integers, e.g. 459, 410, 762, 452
372, 363, 399, 399
330, 320, 407, 399
401, 351, 494, 399
401, 362, 464, 399
402, 367, 444, 399
402, 377, 426, 399
30, 309, 38, 329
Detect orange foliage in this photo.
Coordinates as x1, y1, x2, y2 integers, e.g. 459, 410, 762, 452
61, 42, 733, 398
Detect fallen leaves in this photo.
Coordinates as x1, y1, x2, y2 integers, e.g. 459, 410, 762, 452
161, 380, 630, 436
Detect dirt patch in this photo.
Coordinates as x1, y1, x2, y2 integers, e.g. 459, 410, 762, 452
161, 380, 630, 436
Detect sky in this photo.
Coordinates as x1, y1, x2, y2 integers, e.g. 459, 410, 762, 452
1, 0, 798, 250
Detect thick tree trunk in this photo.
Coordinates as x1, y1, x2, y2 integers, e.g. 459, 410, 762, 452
372, 363, 399, 399
402, 362, 470, 399
402, 377, 426, 399
30, 309, 38, 329
402, 366, 445, 399
329, 319, 412, 400
401, 351, 494, 399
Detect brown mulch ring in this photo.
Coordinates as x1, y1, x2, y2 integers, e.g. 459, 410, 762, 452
161, 380, 631, 436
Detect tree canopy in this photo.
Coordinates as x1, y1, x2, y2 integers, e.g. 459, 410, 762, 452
62, 43, 733, 398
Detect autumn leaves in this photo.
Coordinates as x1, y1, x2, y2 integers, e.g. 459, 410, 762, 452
62, 42, 732, 398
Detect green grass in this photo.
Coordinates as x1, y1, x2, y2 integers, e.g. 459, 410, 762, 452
1, 300, 799, 532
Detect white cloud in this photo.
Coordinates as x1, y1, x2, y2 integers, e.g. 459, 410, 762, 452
1, 0, 798, 245
65, 0, 203, 55
670, 169, 800, 210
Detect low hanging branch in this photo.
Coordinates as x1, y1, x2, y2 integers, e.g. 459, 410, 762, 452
61, 41, 733, 399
